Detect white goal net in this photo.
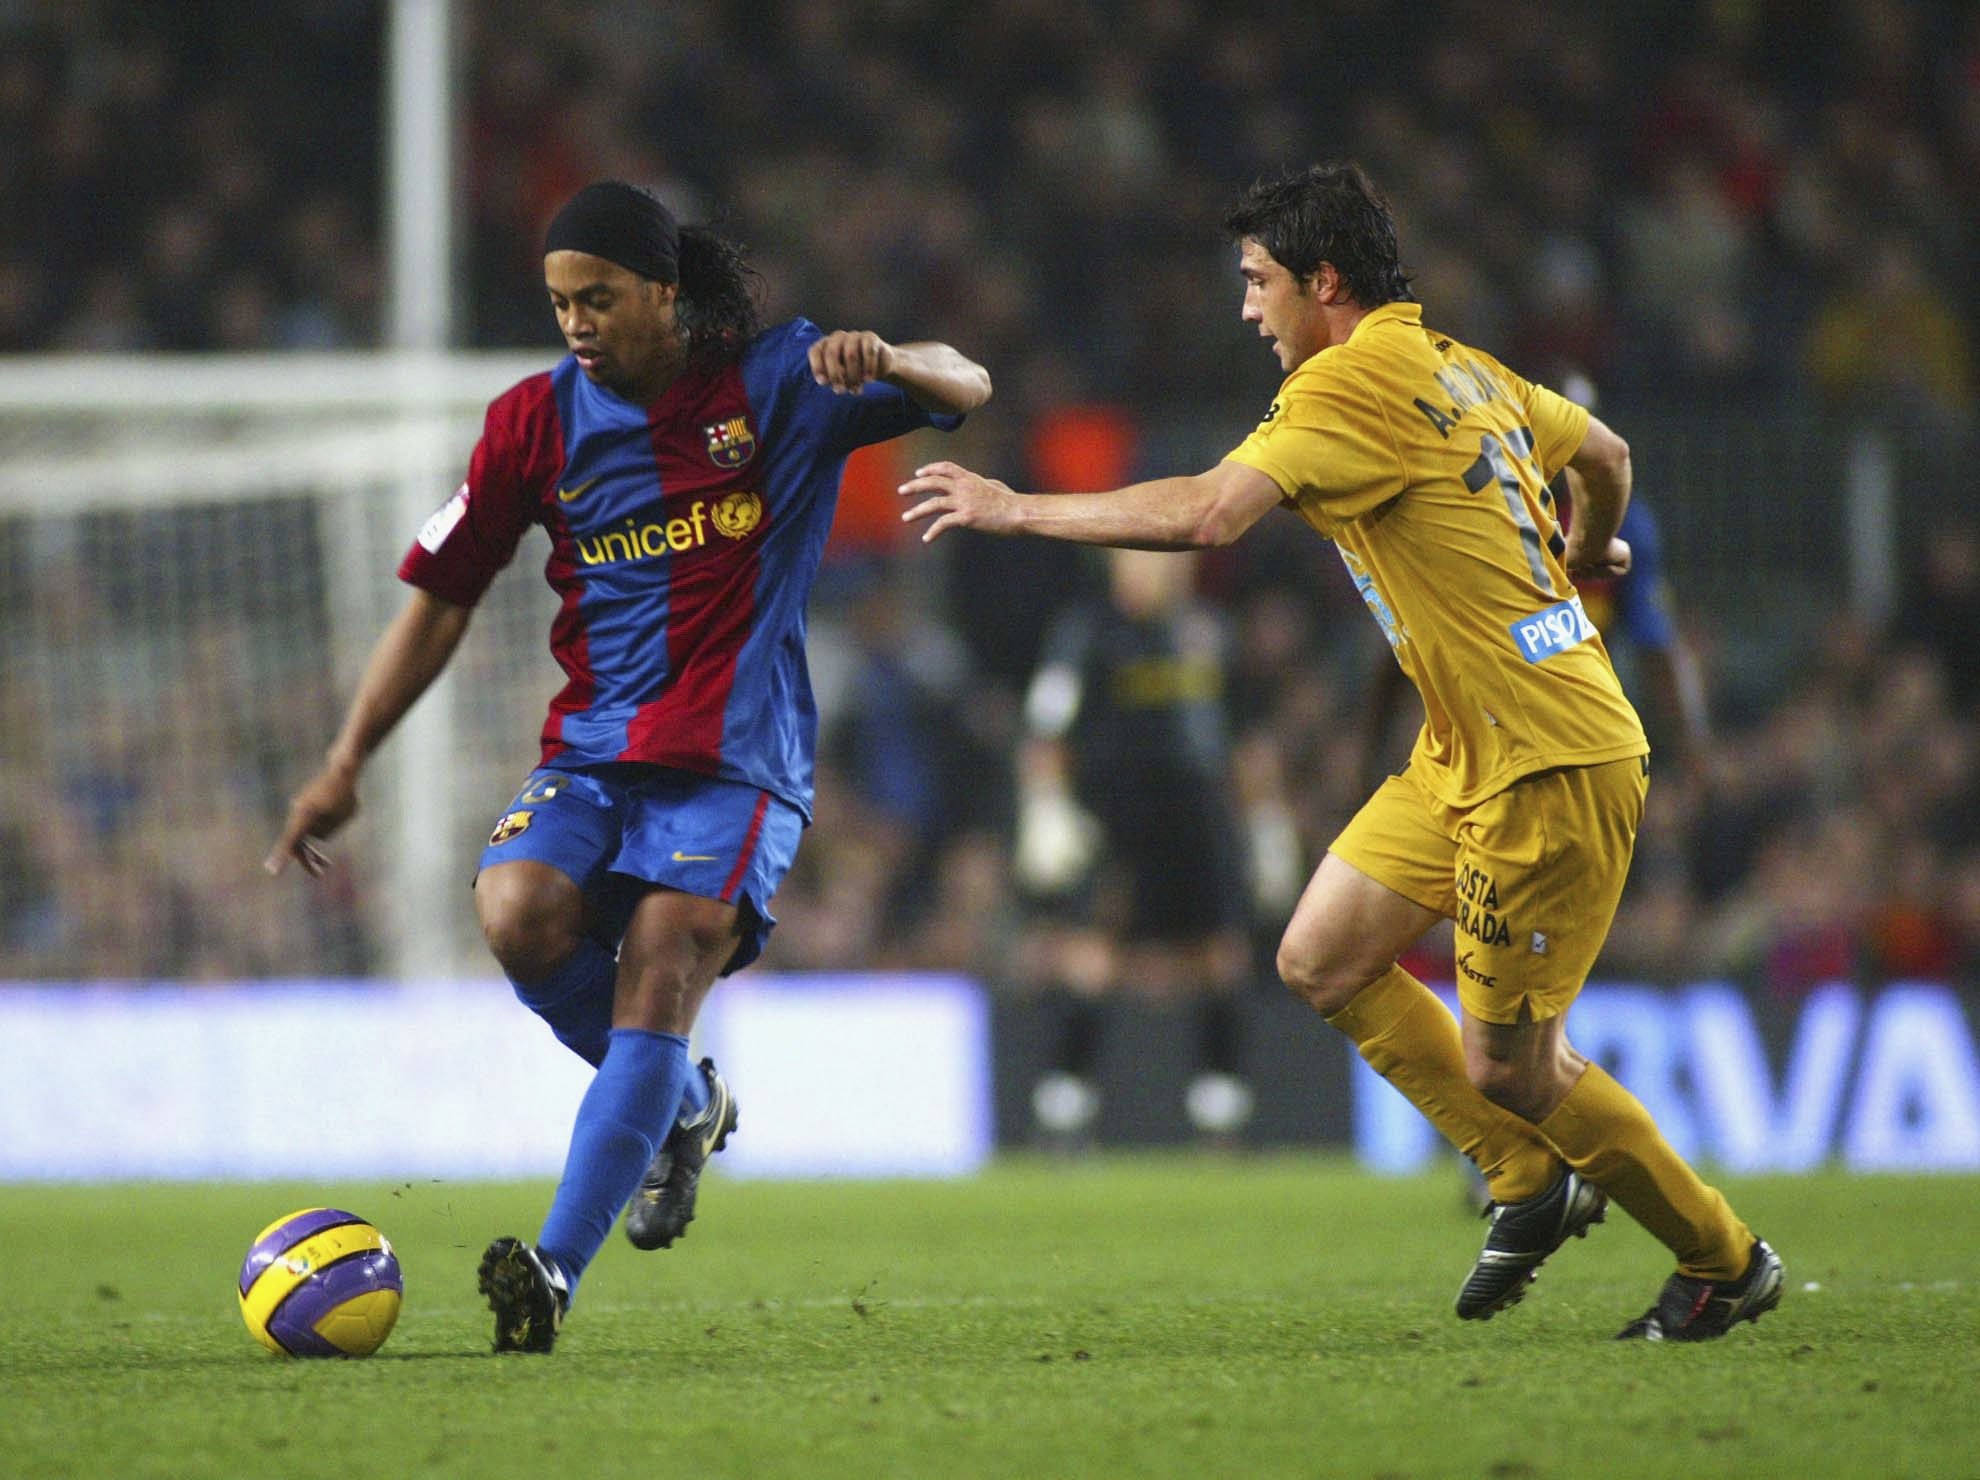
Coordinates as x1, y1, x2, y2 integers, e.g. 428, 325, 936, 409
0, 353, 564, 982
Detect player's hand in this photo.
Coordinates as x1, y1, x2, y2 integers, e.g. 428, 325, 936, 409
897, 461, 1025, 543
264, 764, 358, 878
809, 330, 896, 394
1565, 535, 1631, 580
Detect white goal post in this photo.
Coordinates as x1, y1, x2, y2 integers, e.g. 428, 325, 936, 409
0, 352, 561, 982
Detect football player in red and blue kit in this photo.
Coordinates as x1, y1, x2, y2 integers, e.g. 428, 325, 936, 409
268, 181, 991, 1352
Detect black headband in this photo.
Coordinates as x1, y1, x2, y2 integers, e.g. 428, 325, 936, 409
544, 181, 680, 283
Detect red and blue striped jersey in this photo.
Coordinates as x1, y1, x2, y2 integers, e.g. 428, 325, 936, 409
400, 318, 962, 819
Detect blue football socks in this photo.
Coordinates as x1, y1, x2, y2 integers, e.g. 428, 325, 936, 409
537, 1027, 693, 1294
508, 938, 616, 1066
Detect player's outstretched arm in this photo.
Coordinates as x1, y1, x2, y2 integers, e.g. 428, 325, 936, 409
808, 331, 991, 416
898, 457, 1283, 551
1562, 414, 1633, 579
264, 589, 473, 877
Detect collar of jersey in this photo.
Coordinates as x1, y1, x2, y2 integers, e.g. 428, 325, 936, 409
1293, 299, 1422, 374
1346, 299, 1422, 343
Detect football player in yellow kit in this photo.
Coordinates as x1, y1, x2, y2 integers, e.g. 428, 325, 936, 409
902, 162, 1781, 1341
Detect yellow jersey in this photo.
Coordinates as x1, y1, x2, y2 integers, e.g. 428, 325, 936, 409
1227, 301, 1648, 807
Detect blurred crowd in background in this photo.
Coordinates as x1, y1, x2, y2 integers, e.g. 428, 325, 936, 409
6, 0, 1975, 416
1, 0, 1977, 1005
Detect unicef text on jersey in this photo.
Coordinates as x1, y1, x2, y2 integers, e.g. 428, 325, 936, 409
573, 491, 763, 568
1510, 593, 1597, 664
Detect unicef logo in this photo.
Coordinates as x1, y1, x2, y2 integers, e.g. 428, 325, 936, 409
711, 490, 763, 539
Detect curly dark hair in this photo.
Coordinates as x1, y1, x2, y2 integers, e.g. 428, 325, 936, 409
1223, 162, 1415, 306
674, 223, 766, 370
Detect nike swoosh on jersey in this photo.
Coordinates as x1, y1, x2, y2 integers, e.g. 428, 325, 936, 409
671, 850, 718, 862
556, 476, 602, 503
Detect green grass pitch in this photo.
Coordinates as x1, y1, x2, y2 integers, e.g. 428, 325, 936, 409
4, 1158, 1976, 1479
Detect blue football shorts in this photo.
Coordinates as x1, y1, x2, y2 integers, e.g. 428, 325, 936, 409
477, 762, 805, 975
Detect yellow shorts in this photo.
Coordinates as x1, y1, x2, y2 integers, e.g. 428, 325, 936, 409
1330, 756, 1648, 1025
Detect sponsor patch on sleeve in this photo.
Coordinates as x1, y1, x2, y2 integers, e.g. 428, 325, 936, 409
418, 485, 470, 553
1509, 594, 1596, 664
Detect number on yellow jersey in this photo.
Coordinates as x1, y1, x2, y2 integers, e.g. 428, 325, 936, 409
1462, 427, 1560, 596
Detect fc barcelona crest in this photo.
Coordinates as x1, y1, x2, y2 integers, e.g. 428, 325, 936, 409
705, 416, 757, 469
489, 810, 533, 846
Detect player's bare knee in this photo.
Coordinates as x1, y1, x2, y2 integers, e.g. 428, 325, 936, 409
476, 873, 582, 984
1274, 939, 1315, 1003
1469, 1059, 1531, 1116
1276, 938, 1375, 1015
1468, 1056, 1556, 1122
480, 914, 580, 985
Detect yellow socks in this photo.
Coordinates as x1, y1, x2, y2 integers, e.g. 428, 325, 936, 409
1324, 969, 1753, 1279
1325, 966, 1560, 1202
1539, 1062, 1751, 1280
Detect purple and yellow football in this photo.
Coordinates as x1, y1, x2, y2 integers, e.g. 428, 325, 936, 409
237, 1207, 403, 1357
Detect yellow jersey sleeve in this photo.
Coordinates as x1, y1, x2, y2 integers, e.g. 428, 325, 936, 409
1226, 367, 1406, 536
